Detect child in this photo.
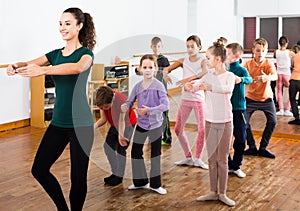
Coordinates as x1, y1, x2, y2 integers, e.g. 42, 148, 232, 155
288, 44, 300, 125
150, 36, 172, 145
163, 35, 208, 169
121, 54, 169, 195
274, 36, 294, 116
244, 38, 277, 159
185, 41, 236, 206
94, 86, 137, 186
226, 43, 253, 178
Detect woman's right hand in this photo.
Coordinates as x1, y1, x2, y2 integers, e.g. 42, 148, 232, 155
6, 64, 18, 76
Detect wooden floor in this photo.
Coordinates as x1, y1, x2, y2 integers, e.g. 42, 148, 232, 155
1, 112, 300, 210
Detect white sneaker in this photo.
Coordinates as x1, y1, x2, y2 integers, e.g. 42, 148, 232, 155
284, 110, 293, 117
194, 158, 209, 169
232, 169, 246, 178
150, 187, 167, 195
276, 110, 284, 116
128, 183, 149, 190
174, 157, 194, 166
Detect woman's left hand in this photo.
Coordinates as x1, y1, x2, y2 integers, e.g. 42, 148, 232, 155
16, 64, 45, 77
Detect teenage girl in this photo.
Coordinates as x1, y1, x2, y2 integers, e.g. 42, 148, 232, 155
163, 35, 208, 169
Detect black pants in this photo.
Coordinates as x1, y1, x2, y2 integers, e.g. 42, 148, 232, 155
31, 124, 94, 211
162, 110, 172, 143
131, 125, 162, 189
289, 80, 300, 119
104, 125, 135, 177
228, 110, 247, 170
246, 98, 276, 150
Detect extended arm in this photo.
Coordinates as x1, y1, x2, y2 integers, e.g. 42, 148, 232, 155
15, 54, 93, 77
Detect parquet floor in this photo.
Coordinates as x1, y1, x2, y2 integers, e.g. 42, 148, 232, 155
1, 110, 300, 210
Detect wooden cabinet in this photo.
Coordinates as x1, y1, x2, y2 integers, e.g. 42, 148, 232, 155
30, 75, 54, 128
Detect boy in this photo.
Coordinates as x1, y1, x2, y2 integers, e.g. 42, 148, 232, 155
226, 43, 253, 178
243, 38, 277, 159
94, 86, 137, 186
150, 36, 172, 145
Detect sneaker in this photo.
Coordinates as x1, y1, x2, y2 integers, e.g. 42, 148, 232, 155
104, 174, 115, 183
232, 169, 246, 178
107, 176, 123, 186
276, 110, 284, 116
284, 110, 293, 117
128, 183, 149, 190
161, 140, 171, 146
244, 147, 258, 156
196, 192, 218, 201
194, 158, 209, 170
288, 119, 300, 125
258, 149, 275, 159
174, 157, 194, 166
219, 194, 236, 206
150, 187, 167, 195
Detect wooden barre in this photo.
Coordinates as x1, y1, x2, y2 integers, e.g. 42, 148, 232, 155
0, 64, 9, 68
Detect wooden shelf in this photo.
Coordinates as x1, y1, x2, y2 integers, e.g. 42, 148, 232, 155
88, 63, 129, 111
30, 75, 52, 128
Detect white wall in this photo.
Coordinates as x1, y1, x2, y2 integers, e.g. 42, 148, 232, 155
0, 0, 189, 124
1, 0, 299, 124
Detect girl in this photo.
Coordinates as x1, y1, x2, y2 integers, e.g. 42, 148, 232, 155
185, 41, 236, 206
163, 35, 208, 169
7, 7, 96, 210
274, 36, 295, 116
121, 54, 169, 195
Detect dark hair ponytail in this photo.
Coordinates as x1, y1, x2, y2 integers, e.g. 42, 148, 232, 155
63, 7, 96, 50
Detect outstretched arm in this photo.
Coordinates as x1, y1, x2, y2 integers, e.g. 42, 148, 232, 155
163, 58, 184, 84
13, 54, 93, 77
176, 59, 207, 86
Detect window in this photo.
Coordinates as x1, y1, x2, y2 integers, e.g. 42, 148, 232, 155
260, 18, 278, 50
244, 17, 256, 50
283, 17, 300, 48
243, 16, 300, 51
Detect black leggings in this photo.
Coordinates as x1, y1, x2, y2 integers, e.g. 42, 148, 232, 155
31, 124, 94, 211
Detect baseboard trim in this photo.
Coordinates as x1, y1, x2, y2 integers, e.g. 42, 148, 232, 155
0, 119, 30, 132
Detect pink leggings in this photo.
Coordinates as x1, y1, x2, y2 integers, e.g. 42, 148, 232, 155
277, 74, 291, 110
174, 100, 205, 159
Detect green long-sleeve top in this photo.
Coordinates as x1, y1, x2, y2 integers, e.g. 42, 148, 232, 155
229, 61, 253, 111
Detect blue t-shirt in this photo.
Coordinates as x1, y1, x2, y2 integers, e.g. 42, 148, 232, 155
45, 47, 94, 128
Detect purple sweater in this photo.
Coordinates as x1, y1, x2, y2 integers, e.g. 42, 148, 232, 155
125, 78, 169, 130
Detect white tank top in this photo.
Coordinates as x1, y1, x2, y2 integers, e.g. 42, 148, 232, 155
181, 55, 205, 101
276, 49, 291, 76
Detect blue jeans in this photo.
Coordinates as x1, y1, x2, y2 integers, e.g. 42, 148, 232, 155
246, 98, 277, 150
228, 110, 247, 170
